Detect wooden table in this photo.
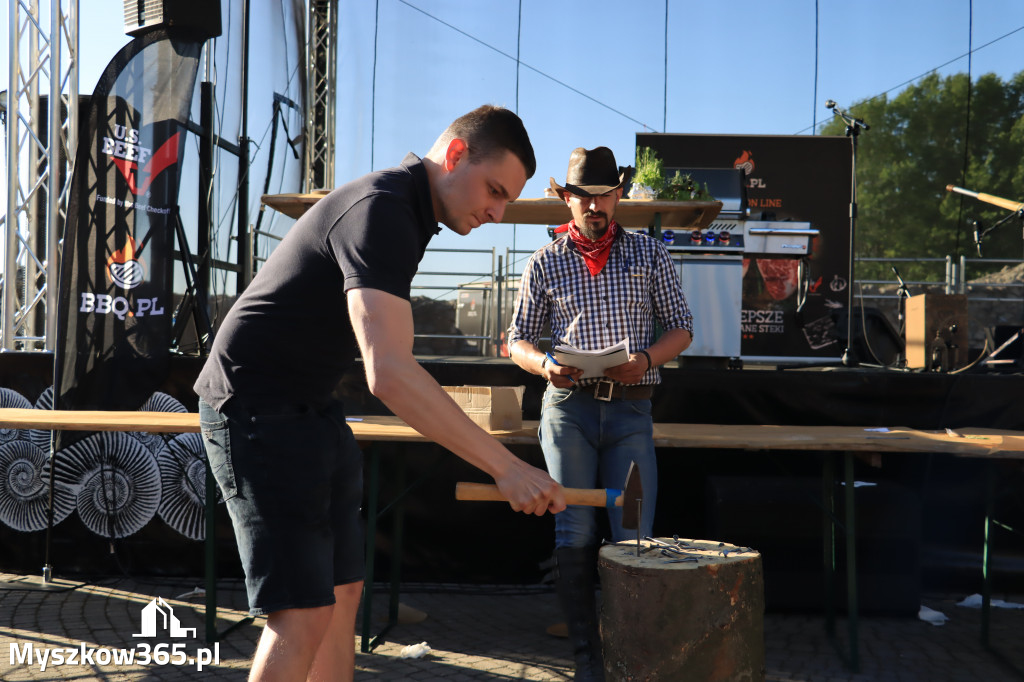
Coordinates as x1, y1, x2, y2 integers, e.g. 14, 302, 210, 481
2, 408, 1020, 666
4, 408, 1020, 456
367, 418, 1024, 459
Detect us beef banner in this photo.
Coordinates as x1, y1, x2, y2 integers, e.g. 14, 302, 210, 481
55, 29, 203, 415
636, 133, 853, 362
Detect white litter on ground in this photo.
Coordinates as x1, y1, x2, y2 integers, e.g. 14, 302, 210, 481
918, 605, 949, 626
399, 641, 432, 659
957, 593, 1024, 610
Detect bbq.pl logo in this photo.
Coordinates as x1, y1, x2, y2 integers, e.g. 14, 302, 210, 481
107, 234, 146, 290
733, 149, 767, 190
77, 234, 166, 321
9, 596, 220, 673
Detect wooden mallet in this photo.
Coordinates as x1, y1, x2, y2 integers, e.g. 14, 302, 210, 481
455, 461, 644, 529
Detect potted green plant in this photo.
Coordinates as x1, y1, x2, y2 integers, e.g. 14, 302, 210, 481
661, 170, 714, 202
630, 147, 664, 200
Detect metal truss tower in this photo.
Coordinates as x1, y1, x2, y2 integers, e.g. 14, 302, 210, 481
305, 0, 337, 191
3, 0, 79, 351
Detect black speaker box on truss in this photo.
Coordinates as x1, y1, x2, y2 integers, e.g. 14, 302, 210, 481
124, 0, 222, 40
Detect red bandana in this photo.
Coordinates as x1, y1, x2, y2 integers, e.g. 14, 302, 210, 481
567, 220, 619, 276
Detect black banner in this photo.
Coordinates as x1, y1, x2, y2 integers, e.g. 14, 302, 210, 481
55, 30, 203, 412
636, 134, 853, 362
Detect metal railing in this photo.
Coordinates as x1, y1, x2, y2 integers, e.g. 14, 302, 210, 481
848, 255, 1022, 357
958, 256, 1024, 303
410, 248, 499, 354
854, 256, 1023, 301
413, 251, 1024, 358
7, 217, 1020, 357
403, 245, 564, 356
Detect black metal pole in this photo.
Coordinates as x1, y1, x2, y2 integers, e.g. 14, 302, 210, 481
198, 80, 214, 312
826, 101, 868, 367
842, 127, 859, 367
42, 429, 56, 582
237, 0, 251, 292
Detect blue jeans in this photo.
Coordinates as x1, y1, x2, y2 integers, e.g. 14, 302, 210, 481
538, 386, 657, 549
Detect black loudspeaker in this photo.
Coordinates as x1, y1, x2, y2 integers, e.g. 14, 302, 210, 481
830, 306, 903, 366
124, 0, 222, 40
706, 476, 922, 615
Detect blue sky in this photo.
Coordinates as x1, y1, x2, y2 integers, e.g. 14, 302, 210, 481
5, 1, 1024, 286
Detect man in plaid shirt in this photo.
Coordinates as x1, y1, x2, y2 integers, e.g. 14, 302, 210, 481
507, 146, 693, 680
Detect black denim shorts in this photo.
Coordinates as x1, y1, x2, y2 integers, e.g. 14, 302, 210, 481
198, 398, 365, 616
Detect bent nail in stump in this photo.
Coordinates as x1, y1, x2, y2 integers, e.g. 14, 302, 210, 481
598, 538, 765, 681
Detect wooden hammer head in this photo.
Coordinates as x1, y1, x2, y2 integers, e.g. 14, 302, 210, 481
621, 461, 643, 530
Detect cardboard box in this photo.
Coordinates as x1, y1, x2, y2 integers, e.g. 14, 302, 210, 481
443, 385, 524, 431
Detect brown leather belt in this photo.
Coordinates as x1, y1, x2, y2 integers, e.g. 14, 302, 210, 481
576, 380, 653, 401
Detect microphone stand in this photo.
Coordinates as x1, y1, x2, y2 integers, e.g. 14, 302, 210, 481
975, 207, 1024, 249
892, 266, 910, 368
828, 102, 870, 367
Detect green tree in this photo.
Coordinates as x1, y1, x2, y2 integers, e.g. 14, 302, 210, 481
820, 71, 1024, 283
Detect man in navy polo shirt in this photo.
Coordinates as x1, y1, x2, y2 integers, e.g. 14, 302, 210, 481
195, 105, 565, 681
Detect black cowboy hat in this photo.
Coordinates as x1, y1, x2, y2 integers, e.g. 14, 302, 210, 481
549, 146, 626, 198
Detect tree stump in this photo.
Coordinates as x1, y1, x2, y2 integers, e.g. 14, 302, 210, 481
599, 538, 764, 681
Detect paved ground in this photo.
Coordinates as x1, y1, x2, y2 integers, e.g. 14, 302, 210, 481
1, 571, 1022, 681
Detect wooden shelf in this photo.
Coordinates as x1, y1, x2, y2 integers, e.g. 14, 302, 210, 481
261, 192, 722, 229
260, 190, 330, 219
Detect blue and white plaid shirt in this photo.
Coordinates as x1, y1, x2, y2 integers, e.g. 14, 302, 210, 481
508, 226, 693, 387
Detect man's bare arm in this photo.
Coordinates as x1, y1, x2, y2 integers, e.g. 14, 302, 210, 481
347, 288, 565, 515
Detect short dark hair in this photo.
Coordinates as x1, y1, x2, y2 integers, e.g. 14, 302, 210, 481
433, 105, 537, 179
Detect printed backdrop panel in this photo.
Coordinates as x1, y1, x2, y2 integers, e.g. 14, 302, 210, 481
636, 133, 853, 361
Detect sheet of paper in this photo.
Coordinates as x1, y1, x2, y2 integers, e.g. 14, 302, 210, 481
552, 338, 630, 380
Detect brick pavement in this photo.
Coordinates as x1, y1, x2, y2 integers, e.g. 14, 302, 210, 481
1, 571, 1022, 681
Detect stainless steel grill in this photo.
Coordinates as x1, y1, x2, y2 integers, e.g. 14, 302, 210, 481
665, 218, 819, 361
660, 219, 818, 256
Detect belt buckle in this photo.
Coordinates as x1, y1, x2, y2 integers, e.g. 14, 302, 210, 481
593, 380, 615, 402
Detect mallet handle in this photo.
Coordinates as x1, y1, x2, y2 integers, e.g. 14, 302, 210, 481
946, 184, 1024, 212
455, 482, 622, 508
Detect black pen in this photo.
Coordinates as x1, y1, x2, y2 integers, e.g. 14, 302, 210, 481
545, 352, 577, 384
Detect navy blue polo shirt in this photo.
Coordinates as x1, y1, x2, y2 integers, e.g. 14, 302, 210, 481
195, 153, 440, 411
